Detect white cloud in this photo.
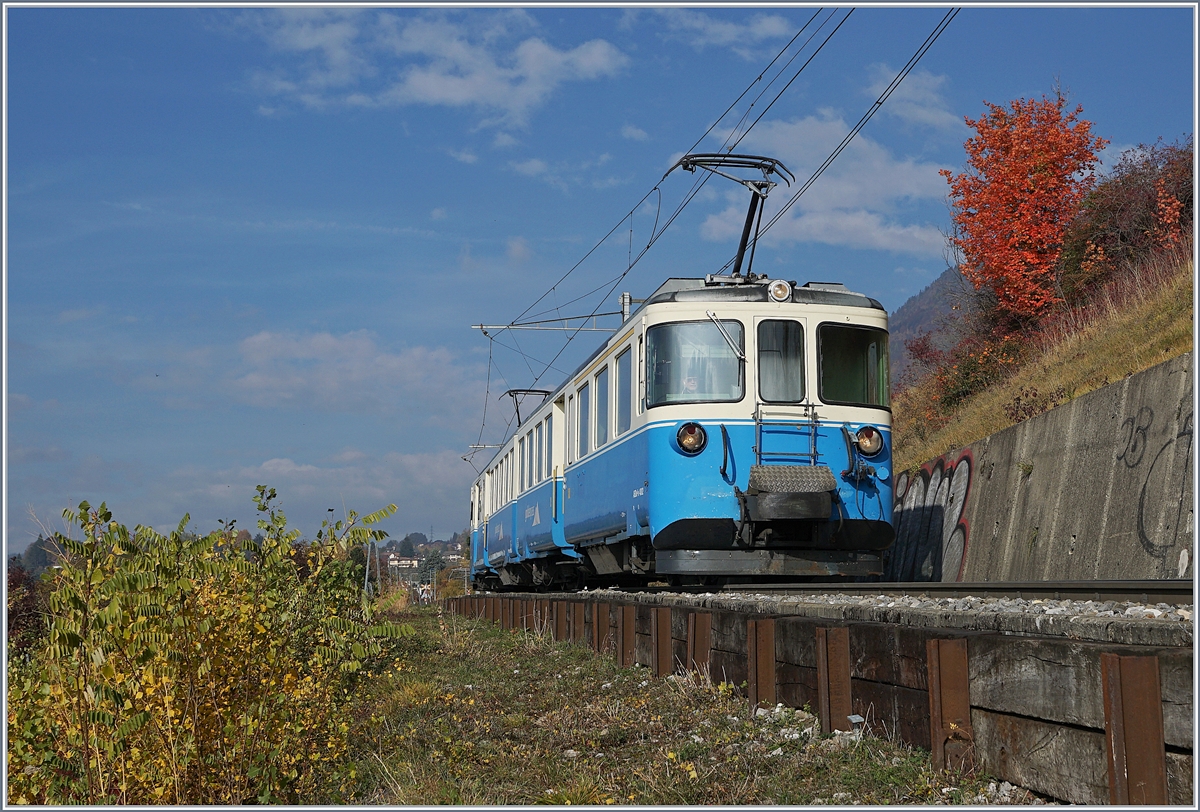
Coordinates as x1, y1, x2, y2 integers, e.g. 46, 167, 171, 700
1096, 141, 1138, 171
656, 9, 794, 58
430, 207, 447, 220
241, 10, 628, 128
867, 65, 962, 131
256, 449, 473, 523
7, 445, 68, 465
230, 330, 483, 424
448, 148, 477, 164
699, 111, 948, 257
8, 393, 34, 413
506, 236, 531, 261
493, 132, 518, 148
511, 158, 548, 177
160, 449, 477, 540
57, 307, 102, 324
621, 124, 648, 141
507, 154, 619, 192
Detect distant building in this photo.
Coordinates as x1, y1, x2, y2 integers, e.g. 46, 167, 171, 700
388, 554, 420, 570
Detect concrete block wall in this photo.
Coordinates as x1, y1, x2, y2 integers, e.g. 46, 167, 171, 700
886, 352, 1193, 582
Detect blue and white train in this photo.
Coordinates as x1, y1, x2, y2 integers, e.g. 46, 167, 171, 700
468, 272, 894, 590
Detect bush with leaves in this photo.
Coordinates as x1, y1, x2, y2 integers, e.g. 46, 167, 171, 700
7, 486, 410, 805
941, 92, 1107, 323
1058, 136, 1193, 300
6, 558, 49, 661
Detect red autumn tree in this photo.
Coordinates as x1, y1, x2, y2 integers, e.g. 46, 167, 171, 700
941, 93, 1108, 321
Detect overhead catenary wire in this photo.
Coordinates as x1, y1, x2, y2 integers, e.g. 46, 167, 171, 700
517, 12, 856, 394
504, 9, 827, 332
517, 9, 849, 339
475, 11, 851, 448
715, 7, 961, 275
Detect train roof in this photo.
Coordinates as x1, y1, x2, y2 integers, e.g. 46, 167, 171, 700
641, 275, 885, 311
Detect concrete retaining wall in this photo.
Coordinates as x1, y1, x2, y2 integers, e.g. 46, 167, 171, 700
886, 352, 1194, 582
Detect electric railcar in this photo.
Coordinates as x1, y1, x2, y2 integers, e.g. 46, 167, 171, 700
468, 272, 894, 590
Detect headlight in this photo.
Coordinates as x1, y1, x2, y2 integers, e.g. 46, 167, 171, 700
855, 425, 884, 457
767, 279, 792, 302
677, 422, 707, 454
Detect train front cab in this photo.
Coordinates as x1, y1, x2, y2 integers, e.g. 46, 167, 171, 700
641, 293, 894, 581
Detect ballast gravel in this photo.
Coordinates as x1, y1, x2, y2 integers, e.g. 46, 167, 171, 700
591, 587, 1194, 646
723, 592, 1195, 622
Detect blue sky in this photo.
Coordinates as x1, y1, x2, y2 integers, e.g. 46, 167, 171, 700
4, 5, 1194, 551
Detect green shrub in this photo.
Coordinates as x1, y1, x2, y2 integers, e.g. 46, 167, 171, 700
7, 487, 409, 804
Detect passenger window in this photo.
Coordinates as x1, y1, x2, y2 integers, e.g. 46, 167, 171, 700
578, 383, 591, 456
535, 423, 544, 482
637, 335, 645, 414
758, 320, 805, 403
595, 367, 609, 448
567, 395, 575, 463
616, 348, 631, 435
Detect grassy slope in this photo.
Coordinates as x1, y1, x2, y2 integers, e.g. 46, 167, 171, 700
893, 254, 1194, 472
335, 606, 1030, 805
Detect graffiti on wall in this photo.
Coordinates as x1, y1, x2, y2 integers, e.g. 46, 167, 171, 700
885, 450, 972, 582
1129, 384, 1194, 575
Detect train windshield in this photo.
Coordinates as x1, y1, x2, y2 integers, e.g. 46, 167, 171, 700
818, 324, 890, 408
646, 320, 744, 407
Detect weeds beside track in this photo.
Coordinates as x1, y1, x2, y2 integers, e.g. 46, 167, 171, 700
341, 606, 1045, 805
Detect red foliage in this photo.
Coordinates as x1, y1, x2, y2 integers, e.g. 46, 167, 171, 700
904, 331, 948, 374
941, 94, 1108, 322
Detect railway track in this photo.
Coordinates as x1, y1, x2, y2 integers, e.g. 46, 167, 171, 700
624, 579, 1194, 605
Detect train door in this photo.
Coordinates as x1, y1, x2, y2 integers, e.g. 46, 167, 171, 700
753, 316, 815, 466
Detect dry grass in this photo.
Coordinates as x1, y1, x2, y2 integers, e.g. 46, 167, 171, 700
894, 250, 1193, 472
331, 607, 1046, 805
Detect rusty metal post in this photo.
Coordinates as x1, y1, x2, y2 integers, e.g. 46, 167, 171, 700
687, 612, 712, 674
816, 627, 852, 733
747, 617, 777, 709
1101, 653, 1168, 805
572, 602, 587, 643
650, 607, 673, 676
597, 603, 614, 653
554, 601, 568, 641
589, 603, 601, 651
618, 604, 636, 667
927, 638, 974, 772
